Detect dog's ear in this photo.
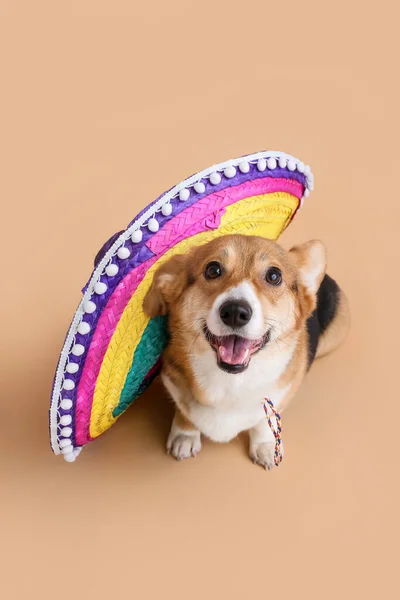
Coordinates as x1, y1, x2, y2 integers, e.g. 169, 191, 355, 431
289, 240, 327, 316
143, 254, 190, 317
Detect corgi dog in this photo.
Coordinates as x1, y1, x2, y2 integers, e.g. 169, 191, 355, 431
143, 235, 350, 470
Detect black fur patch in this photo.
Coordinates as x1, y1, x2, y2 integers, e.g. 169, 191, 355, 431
306, 274, 340, 369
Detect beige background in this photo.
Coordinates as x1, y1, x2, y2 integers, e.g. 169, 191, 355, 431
1, 1, 399, 598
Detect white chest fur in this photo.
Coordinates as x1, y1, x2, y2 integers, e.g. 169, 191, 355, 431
163, 343, 294, 443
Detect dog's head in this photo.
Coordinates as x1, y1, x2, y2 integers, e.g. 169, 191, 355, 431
143, 235, 326, 374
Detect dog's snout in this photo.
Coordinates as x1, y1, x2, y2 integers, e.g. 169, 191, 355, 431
219, 300, 253, 328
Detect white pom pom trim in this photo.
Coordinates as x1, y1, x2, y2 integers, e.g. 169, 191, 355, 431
60, 399, 73, 410
63, 379, 75, 391
179, 189, 190, 201
94, 281, 107, 295
131, 229, 143, 243
210, 172, 221, 185
224, 165, 236, 178
60, 427, 72, 437
84, 300, 96, 314
147, 218, 159, 232
105, 263, 119, 277
117, 247, 130, 260
59, 438, 72, 448
194, 182, 206, 193
257, 158, 267, 171
77, 321, 90, 335
63, 452, 76, 462
62, 447, 82, 463
71, 344, 84, 357
161, 203, 172, 216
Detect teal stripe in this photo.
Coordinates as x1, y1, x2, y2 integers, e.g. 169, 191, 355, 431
112, 315, 169, 418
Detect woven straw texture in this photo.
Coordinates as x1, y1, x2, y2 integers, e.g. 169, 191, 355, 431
87, 191, 298, 439
74, 178, 303, 439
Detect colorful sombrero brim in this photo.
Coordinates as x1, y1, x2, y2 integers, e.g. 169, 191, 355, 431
49, 150, 314, 462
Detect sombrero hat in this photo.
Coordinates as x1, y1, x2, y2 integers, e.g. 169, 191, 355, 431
49, 150, 314, 461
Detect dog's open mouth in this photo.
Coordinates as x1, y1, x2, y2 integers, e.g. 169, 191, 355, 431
204, 327, 270, 374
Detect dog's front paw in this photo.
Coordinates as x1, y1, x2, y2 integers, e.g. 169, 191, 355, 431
249, 441, 283, 471
167, 431, 202, 461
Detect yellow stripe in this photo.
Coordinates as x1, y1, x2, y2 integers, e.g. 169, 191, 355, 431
90, 191, 298, 437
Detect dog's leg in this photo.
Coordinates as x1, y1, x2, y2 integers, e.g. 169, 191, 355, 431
162, 370, 202, 460
167, 408, 202, 461
249, 418, 283, 471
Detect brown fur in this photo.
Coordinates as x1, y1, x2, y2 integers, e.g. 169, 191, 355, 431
144, 234, 350, 449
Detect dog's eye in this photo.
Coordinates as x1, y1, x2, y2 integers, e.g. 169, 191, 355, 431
265, 266, 282, 286
205, 261, 222, 280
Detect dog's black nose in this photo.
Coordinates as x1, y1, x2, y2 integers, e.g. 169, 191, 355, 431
219, 300, 253, 328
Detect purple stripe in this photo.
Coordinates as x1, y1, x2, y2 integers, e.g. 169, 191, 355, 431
60, 245, 155, 446
85, 165, 304, 290
128, 164, 306, 227
94, 230, 124, 270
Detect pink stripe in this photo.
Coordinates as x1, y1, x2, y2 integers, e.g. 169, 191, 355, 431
75, 252, 158, 444
147, 177, 303, 255
75, 177, 302, 444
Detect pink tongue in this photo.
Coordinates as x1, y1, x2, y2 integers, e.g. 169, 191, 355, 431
218, 336, 252, 365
